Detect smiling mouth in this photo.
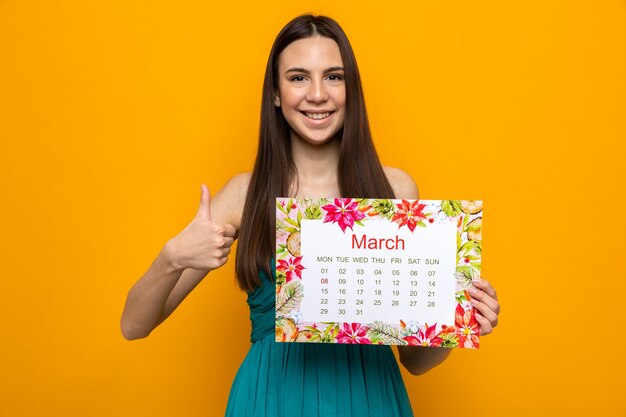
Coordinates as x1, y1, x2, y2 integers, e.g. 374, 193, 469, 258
302, 111, 332, 120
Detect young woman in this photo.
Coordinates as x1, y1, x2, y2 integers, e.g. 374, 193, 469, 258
121, 14, 500, 416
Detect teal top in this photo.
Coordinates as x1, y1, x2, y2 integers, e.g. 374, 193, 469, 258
225, 261, 414, 417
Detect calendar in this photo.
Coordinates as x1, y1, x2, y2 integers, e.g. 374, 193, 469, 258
275, 198, 483, 349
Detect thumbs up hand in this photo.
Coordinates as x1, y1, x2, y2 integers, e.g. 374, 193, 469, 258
168, 184, 236, 271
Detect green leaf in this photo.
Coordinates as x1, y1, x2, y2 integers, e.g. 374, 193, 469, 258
275, 271, 287, 285
372, 199, 395, 219
458, 241, 476, 256
474, 242, 482, 254
416, 221, 426, 228
454, 265, 476, 289
284, 217, 300, 228
276, 281, 304, 315
441, 200, 462, 217
439, 332, 460, 348
305, 325, 321, 334
319, 323, 340, 343
297, 210, 302, 226
305, 205, 322, 220
470, 262, 481, 270
366, 321, 408, 345
467, 218, 482, 232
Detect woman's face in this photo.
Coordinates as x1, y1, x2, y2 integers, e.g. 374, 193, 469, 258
276, 36, 346, 146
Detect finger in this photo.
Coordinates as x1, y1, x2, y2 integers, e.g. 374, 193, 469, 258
196, 184, 212, 221
220, 236, 235, 248
215, 256, 228, 268
212, 245, 232, 258
468, 287, 500, 315
470, 298, 499, 328
472, 278, 497, 300
475, 312, 493, 336
223, 223, 237, 238
205, 256, 228, 271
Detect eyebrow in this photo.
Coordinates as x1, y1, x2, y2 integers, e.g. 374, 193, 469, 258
285, 66, 345, 74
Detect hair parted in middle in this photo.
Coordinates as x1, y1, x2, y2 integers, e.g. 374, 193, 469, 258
235, 14, 396, 291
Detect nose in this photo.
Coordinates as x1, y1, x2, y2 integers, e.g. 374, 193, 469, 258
306, 78, 329, 103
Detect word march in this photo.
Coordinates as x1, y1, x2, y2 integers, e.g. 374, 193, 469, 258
351, 234, 406, 250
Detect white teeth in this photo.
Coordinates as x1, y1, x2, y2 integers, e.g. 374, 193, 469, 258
304, 112, 331, 120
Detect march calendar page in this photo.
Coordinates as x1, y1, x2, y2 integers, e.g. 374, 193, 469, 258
275, 198, 483, 349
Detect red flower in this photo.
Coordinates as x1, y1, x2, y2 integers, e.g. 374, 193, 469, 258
392, 200, 427, 232
276, 256, 305, 282
455, 304, 480, 348
403, 323, 443, 347
322, 198, 366, 232
439, 324, 455, 335
336, 323, 371, 344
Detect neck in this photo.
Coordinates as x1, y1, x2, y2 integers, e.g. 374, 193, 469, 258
289, 132, 341, 197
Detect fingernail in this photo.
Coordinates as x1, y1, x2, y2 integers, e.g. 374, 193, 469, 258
472, 278, 481, 285
470, 298, 479, 306
468, 287, 478, 295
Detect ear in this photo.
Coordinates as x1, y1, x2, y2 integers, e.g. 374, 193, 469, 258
274, 95, 281, 107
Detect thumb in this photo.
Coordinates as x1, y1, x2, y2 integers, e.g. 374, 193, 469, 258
196, 184, 212, 221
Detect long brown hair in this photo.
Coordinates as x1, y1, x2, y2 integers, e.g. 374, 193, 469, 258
235, 14, 395, 291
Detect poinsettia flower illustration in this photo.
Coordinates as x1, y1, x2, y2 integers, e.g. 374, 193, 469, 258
455, 304, 480, 348
322, 198, 366, 232
276, 256, 305, 282
438, 324, 456, 336
336, 323, 371, 344
403, 323, 443, 347
392, 200, 427, 232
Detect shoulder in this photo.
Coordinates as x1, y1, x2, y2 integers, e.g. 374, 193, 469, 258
209, 172, 251, 230
383, 166, 419, 199
223, 172, 252, 193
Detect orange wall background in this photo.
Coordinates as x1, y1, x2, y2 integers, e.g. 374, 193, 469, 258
1, 1, 625, 416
